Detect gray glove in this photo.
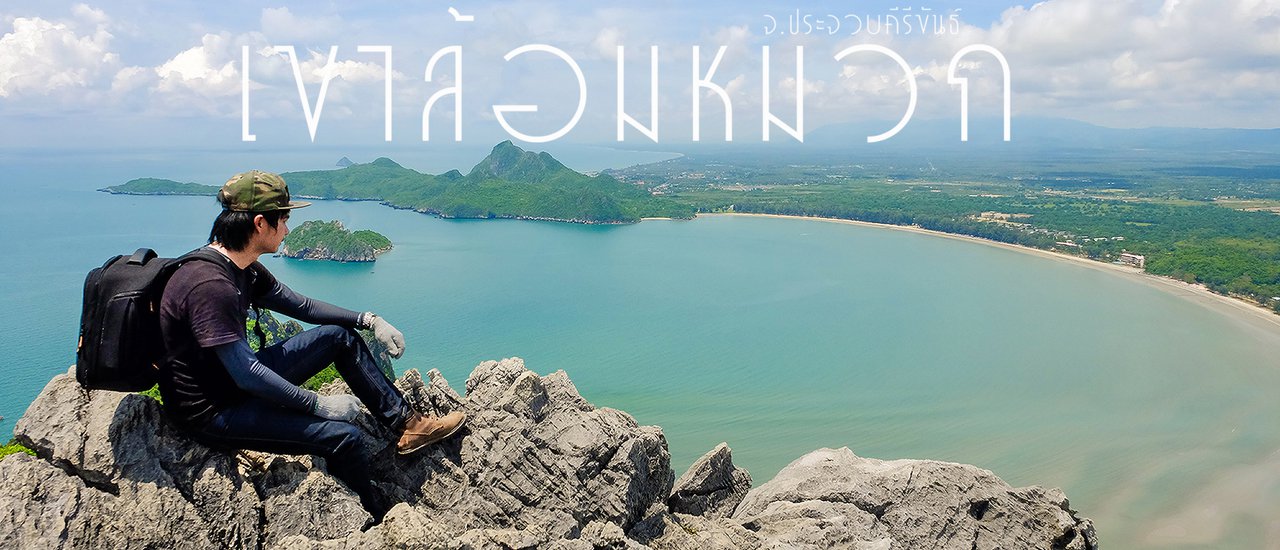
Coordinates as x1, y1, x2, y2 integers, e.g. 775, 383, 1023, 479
314, 394, 362, 421
364, 313, 405, 358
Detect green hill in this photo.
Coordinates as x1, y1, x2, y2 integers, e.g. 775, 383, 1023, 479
285, 142, 694, 223
105, 143, 694, 224
103, 178, 218, 195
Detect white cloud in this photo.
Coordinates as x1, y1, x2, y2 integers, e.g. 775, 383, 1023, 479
708, 25, 755, 65
297, 48, 405, 84
110, 65, 151, 93
779, 75, 823, 100
593, 27, 623, 60
723, 73, 747, 98
794, 0, 1280, 128
154, 32, 242, 97
145, 32, 404, 116
3, 0, 1278, 141
70, 4, 109, 27
0, 15, 117, 98
971, 0, 1280, 126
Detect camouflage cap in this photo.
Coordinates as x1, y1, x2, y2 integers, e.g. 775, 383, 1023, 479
218, 170, 311, 212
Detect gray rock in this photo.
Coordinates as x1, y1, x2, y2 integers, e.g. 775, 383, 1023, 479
257, 455, 372, 547
636, 512, 762, 549
13, 366, 261, 549
730, 447, 1098, 550
272, 504, 454, 549
2, 361, 1098, 550
667, 443, 752, 518
373, 358, 674, 536
254, 357, 677, 549
395, 368, 464, 417
0, 453, 125, 549
575, 520, 650, 550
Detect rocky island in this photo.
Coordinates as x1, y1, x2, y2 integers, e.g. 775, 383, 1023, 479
280, 220, 392, 263
1, 358, 1097, 549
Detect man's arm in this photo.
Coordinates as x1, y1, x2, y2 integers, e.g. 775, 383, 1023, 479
212, 339, 318, 412
257, 279, 406, 358
257, 279, 363, 328
212, 339, 364, 421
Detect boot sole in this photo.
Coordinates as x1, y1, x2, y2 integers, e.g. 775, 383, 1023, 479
397, 413, 467, 455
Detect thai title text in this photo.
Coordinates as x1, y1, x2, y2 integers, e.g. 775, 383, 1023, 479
241, 8, 1008, 144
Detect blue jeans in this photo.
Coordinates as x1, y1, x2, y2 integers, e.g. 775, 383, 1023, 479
187, 325, 411, 517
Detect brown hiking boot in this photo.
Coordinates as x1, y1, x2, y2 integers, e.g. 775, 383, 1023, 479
397, 411, 467, 455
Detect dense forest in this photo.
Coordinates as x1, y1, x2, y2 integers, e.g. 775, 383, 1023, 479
620, 150, 1280, 313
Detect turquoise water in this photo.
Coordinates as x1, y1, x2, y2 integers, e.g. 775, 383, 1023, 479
3, 154, 1280, 549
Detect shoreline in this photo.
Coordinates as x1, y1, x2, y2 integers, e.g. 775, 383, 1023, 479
697, 212, 1280, 336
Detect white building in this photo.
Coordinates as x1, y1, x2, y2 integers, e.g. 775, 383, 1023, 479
1118, 253, 1146, 269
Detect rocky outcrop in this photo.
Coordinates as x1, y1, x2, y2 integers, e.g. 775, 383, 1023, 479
1, 358, 1097, 549
726, 448, 1097, 550
6, 366, 278, 549
667, 442, 751, 518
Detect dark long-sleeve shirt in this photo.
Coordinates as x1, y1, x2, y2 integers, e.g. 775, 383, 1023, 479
159, 248, 365, 426
211, 278, 363, 413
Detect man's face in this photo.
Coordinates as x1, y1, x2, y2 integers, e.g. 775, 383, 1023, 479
252, 211, 290, 254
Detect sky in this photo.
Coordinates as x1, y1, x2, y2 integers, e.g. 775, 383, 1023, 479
0, 0, 1277, 151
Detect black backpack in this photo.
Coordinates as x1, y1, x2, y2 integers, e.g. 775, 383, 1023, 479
75, 247, 247, 392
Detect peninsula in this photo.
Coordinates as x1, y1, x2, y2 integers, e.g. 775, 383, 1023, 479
279, 220, 391, 262
101, 177, 216, 196
101, 141, 695, 224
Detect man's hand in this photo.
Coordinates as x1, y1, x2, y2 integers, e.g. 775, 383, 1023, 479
314, 394, 362, 421
367, 314, 405, 358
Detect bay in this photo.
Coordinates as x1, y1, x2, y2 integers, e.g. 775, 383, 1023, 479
2, 151, 1279, 549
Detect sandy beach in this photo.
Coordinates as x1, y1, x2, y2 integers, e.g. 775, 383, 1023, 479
698, 212, 1280, 337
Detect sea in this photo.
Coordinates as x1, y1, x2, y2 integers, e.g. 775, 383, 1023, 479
3, 146, 1280, 550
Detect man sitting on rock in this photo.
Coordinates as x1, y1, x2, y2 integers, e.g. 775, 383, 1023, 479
157, 170, 466, 519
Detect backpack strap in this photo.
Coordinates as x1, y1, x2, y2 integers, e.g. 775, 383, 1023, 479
128, 248, 158, 265
172, 247, 268, 351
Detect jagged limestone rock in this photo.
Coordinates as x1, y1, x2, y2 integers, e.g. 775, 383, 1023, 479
2, 361, 1097, 549
197, 357, 675, 549
10, 368, 261, 549
394, 368, 464, 417
667, 442, 752, 519
257, 456, 371, 547
630, 511, 763, 549
359, 358, 674, 543
729, 447, 1098, 550
0, 453, 129, 549
272, 504, 453, 549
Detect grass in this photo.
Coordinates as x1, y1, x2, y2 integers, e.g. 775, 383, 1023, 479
140, 384, 163, 403
138, 368, 342, 400
1, 438, 35, 461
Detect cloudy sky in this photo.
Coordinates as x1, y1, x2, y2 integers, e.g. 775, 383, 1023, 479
0, 0, 1277, 150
